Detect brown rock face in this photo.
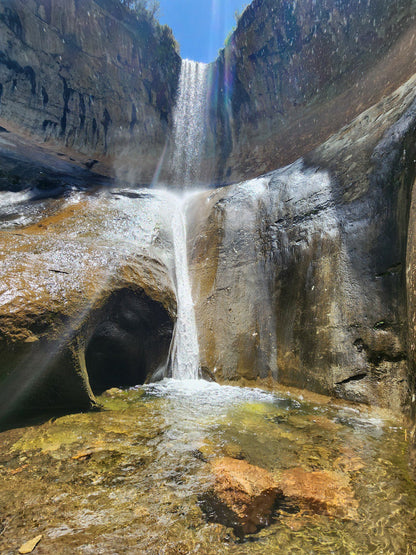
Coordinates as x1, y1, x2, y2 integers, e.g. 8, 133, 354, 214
188, 74, 416, 411
203, 0, 416, 184
202, 457, 281, 534
277, 467, 359, 520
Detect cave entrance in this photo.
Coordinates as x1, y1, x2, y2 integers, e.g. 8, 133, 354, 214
85, 288, 174, 395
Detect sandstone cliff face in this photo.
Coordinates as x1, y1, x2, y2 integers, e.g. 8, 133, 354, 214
188, 73, 416, 412
204, 0, 416, 184
0, 0, 180, 184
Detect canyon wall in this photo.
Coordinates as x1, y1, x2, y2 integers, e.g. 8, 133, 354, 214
1, 0, 415, 188
1, 0, 416, 422
0, 0, 180, 185
189, 74, 416, 413
204, 0, 416, 184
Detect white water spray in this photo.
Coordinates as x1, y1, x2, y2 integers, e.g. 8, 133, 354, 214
168, 194, 200, 380
160, 59, 210, 379
170, 59, 209, 186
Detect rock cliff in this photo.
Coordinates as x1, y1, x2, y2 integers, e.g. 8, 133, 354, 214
188, 73, 416, 412
0, 0, 180, 186
203, 0, 416, 184
1, 0, 416, 426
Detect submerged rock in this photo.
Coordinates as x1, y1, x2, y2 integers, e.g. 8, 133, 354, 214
201, 456, 281, 535
18, 534, 43, 554
276, 467, 359, 521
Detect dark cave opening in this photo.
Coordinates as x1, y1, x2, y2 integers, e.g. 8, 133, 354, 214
85, 288, 174, 394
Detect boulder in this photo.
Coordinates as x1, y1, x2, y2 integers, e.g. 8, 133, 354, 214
201, 457, 282, 534
0, 189, 177, 422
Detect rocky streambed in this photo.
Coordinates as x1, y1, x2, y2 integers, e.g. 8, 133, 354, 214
0, 381, 415, 554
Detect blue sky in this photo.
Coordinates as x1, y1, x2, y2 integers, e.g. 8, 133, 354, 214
157, 0, 249, 63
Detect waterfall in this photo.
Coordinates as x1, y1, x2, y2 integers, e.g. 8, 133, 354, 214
170, 59, 209, 186
168, 194, 200, 380
161, 59, 209, 380
148, 61, 210, 380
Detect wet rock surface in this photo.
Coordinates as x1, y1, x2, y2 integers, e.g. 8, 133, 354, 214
0, 189, 177, 420
201, 456, 281, 535
0, 382, 414, 554
188, 75, 416, 411
276, 467, 359, 521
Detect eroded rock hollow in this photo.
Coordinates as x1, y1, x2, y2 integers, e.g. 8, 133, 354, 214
0, 190, 177, 420
85, 288, 173, 394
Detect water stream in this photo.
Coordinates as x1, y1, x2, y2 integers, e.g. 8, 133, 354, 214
1, 382, 415, 553
168, 193, 200, 380
159, 57, 210, 379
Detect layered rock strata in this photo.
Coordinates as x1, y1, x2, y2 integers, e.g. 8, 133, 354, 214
0, 0, 180, 186
201, 0, 416, 184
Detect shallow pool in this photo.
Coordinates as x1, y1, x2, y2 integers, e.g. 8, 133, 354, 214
0, 380, 415, 554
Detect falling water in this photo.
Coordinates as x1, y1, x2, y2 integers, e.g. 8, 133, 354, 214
168, 194, 200, 380
162, 59, 209, 379
170, 59, 209, 186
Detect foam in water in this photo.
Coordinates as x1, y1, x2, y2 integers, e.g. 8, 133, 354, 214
170, 59, 209, 186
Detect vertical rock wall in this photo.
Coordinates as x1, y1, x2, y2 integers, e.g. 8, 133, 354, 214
203, 0, 416, 185
0, 0, 180, 183
188, 75, 416, 412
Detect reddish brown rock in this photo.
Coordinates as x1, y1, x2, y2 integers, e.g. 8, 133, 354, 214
204, 457, 282, 534
277, 467, 359, 520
